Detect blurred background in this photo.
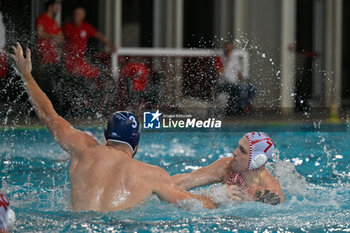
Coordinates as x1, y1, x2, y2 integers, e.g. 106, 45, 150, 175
0, 0, 348, 122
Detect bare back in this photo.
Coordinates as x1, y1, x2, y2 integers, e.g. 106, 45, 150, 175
70, 145, 162, 212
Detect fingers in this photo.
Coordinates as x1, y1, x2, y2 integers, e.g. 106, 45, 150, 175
228, 194, 244, 201
11, 42, 23, 54
11, 43, 28, 60
225, 184, 249, 201
26, 48, 31, 60
11, 46, 17, 57
227, 191, 245, 201
16, 42, 23, 56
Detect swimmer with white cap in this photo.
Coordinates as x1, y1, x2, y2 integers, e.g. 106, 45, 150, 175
173, 132, 285, 205
10, 43, 217, 212
0, 191, 15, 232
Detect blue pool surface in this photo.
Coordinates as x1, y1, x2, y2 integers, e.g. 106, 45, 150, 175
0, 124, 349, 232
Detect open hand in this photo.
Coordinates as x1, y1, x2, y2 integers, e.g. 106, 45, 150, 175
10, 42, 32, 76
225, 184, 251, 201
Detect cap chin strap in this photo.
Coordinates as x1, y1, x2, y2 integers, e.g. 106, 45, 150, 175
226, 170, 246, 186
107, 139, 135, 153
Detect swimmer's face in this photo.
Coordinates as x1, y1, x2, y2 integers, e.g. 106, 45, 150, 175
231, 136, 250, 173
74, 7, 86, 25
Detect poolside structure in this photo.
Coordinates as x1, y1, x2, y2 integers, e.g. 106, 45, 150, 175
1, 1, 350, 232
0, 0, 348, 120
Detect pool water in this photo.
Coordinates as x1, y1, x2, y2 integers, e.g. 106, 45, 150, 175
1, 124, 349, 232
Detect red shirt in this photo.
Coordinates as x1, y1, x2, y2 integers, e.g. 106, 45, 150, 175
121, 63, 149, 91
214, 56, 223, 73
36, 13, 61, 64
0, 50, 7, 78
62, 22, 97, 59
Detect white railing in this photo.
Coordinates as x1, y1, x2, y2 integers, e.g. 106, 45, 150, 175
111, 47, 224, 79
110, 47, 249, 111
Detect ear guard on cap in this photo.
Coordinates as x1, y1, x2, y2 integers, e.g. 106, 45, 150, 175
246, 132, 275, 171
249, 153, 268, 170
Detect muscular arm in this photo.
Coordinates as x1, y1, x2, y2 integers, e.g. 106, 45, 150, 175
254, 190, 283, 205
172, 157, 232, 190
153, 168, 218, 210
95, 32, 116, 51
11, 43, 98, 155
250, 172, 285, 205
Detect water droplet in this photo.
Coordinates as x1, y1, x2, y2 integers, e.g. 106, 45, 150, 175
335, 155, 343, 159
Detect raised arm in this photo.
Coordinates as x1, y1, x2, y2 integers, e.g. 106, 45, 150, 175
10, 43, 98, 155
95, 32, 116, 51
152, 167, 218, 210
172, 157, 232, 190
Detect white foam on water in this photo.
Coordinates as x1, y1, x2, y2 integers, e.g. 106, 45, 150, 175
176, 198, 204, 211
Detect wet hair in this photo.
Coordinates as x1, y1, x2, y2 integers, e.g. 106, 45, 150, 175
45, 0, 59, 11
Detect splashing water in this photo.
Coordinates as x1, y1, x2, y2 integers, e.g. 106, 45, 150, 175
1, 126, 349, 232
0, 14, 347, 231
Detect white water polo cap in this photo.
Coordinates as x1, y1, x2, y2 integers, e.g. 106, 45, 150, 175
245, 132, 275, 170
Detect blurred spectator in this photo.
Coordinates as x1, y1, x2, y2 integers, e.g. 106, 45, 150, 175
35, 0, 63, 106
217, 42, 256, 115
60, 6, 116, 115
36, 0, 63, 65
0, 3, 6, 78
62, 6, 116, 79
119, 60, 150, 112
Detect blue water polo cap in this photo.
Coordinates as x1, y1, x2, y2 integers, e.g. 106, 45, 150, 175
104, 111, 140, 152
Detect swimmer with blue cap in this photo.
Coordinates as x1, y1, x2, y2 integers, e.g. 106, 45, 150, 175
172, 132, 285, 205
10, 42, 217, 212
104, 111, 140, 156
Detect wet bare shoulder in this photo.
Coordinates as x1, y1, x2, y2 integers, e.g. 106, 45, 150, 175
213, 157, 233, 173
253, 171, 285, 205
133, 160, 169, 179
